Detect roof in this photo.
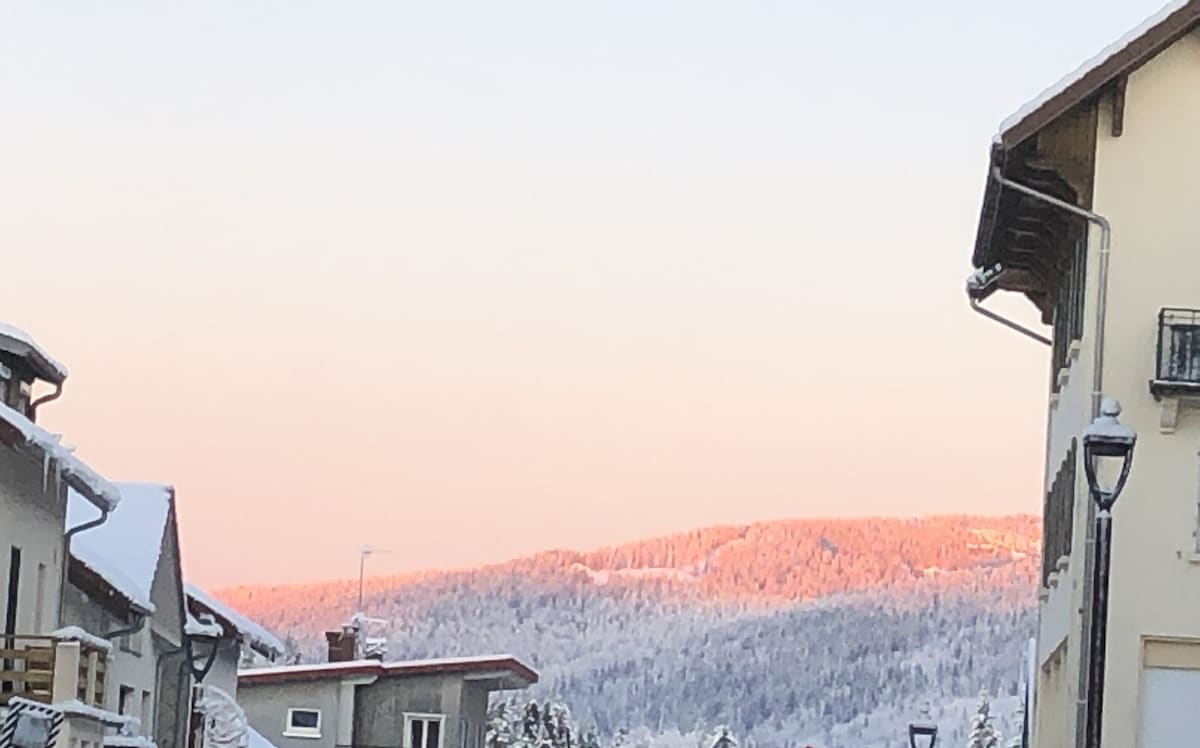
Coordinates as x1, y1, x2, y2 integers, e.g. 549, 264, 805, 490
0, 322, 68, 384
0, 402, 120, 511
238, 654, 538, 690
997, 0, 1200, 147
248, 726, 278, 748
185, 583, 285, 658
67, 483, 174, 613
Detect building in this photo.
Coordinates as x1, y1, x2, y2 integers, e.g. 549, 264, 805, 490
63, 483, 190, 748
0, 324, 129, 746
237, 628, 537, 748
965, 2, 1200, 746
185, 585, 284, 748
0, 321, 286, 748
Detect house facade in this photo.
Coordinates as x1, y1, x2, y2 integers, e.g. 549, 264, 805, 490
185, 584, 284, 748
966, 3, 1200, 746
63, 483, 191, 748
0, 324, 127, 746
238, 629, 536, 748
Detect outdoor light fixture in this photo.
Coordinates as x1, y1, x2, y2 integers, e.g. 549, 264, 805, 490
187, 615, 224, 681
1081, 397, 1136, 748
1083, 398, 1137, 510
908, 707, 937, 748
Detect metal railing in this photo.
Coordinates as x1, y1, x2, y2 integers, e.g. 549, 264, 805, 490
1156, 308, 1200, 386
0, 634, 108, 707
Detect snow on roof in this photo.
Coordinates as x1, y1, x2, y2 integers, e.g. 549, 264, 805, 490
247, 726, 277, 748
186, 584, 285, 658
998, 0, 1190, 140
0, 402, 120, 511
105, 737, 158, 748
185, 612, 225, 639
238, 654, 538, 687
67, 483, 173, 613
0, 322, 68, 382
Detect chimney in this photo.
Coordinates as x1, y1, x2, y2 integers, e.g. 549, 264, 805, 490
325, 625, 358, 663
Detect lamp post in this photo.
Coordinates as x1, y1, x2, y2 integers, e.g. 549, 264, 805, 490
909, 705, 937, 748
1081, 398, 1136, 748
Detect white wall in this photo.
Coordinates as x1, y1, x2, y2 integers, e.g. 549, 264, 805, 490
0, 444, 67, 635
1041, 26, 1200, 748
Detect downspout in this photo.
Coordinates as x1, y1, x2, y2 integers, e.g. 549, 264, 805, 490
990, 165, 1113, 748
59, 505, 111, 627
157, 642, 196, 748
968, 296, 1052, 346
105, 611, 148, 641
29, 382, 63, 422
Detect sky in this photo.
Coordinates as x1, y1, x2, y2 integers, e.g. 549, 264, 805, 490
0, 0, 1173, 587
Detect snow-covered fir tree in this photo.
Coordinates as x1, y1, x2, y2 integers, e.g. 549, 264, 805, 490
966, 693, 1001, 748
709, 727, 738, 748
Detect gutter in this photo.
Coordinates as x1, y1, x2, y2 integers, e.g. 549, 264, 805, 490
986, 165, 1114, 748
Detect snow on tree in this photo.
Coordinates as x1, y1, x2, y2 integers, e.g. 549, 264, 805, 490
487, 703, 515, 748
709, 726, 738, 748
965, 693, 1002, 748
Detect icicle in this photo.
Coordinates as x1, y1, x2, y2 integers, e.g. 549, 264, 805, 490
42, 450, 51, 491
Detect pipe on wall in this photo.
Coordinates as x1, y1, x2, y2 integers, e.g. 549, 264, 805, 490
989, 166, 1114, 748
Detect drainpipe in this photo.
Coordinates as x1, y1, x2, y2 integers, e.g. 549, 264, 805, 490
968, 295, 1052, 346
105, 611, 148, 641
990, 165, 1113, 748
59, 505, 111, 627
29, 382, 64, 422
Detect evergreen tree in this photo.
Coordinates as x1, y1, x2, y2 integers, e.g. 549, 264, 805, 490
965, 693, 1001, 748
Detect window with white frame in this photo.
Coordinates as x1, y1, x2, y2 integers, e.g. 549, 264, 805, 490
404, 714, 444, 748
284, 708, 322, 739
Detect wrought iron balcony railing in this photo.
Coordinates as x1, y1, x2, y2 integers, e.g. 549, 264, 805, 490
1153, 308, 1200, 396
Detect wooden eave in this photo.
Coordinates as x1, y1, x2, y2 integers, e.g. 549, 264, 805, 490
971, 3, 1200, 317
999, 1, 1200, 149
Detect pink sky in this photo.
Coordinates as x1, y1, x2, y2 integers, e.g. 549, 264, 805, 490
1, 0, 1156, 587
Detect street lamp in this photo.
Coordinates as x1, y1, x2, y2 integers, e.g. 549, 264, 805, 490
1081, 398, 1136, 748
909, 705, 937, 748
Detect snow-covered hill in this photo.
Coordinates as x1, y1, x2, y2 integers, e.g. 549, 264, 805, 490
220, 515, 1038, 747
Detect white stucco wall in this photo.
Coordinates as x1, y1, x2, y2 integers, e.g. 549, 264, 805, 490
1034, 27, 1200, 748
0, 443, 67, 635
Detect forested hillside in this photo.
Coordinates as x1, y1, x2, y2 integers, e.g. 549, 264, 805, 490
220, 515, 1039, 747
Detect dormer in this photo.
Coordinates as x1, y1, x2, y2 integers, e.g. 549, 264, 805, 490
0, 322, 68, 420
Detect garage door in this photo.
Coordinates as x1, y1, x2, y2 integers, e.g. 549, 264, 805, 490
1141, 667, 1200, 747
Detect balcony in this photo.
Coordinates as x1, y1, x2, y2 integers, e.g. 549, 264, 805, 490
1151, 308, 1200, 432
0, 634, 108, 708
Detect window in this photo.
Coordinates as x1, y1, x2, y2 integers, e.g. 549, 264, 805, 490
141, 691, 153, 735
119, 686, 136, 716
284, 709, 322, 739
404, 714, 444, 748
33, 563, 46, 632
5, 547, 20, 637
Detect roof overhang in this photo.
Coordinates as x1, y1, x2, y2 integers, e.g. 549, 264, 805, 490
971, 2, 1200, 317
238, 655, 538, 690
67, 556, 151, 619
998, 1, 1200, 150
0, 324, 67, 385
